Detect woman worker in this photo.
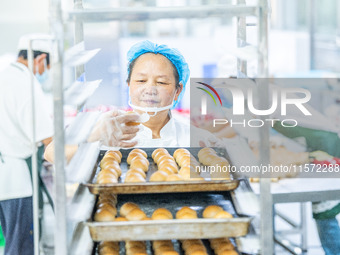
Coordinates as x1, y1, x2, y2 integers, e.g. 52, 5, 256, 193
45, 40, 221, 162
126, 40, 219, 147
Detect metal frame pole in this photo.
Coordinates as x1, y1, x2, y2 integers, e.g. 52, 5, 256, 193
300, 203, 308, 254
257, 0, 272, 254
50, 0, 68, 254
309, 0, 316, 70
74, 0, 85, 78
28, 40, 40, 255
237, 0, 247, 76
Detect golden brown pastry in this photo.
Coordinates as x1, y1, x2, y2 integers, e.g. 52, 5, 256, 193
127, 151, 146, 164
96, 203, 117, 216
103, 152, 121, 164
120, 202, 140, 217
161, 251, 179, 255
124, 172, 146, 183
100, 158, 120, 170
173, 148, 189, 158
105, 150, 122, 159
165, 174, 184, 182
152, 241, 172, 250
158, 162, 178, 173
130, 149, 148, 158
214, 211, 233, 219
152, 148, 169, 158
152, 208, 173, 219
130, 157, 149, 172
94, 208, 116, 222
150, 171, 168, 182
126, 241, 146, 250
126, 168, 147, 178
126, 208, 147, 221
96, 175, 118, 184
176, 207, 197, 219
202, 205, 224, 218
114, 217, 127, 221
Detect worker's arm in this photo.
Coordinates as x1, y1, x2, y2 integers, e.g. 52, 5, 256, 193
44, 140, 79, 164
43, 111, 140, 163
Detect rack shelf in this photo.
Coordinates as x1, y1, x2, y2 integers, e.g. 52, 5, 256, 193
65, 5, 257, 22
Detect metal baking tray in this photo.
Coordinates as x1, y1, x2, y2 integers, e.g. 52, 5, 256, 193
86, 192, 252, 241
93, 239, 241, 255
83, 147, 240, 195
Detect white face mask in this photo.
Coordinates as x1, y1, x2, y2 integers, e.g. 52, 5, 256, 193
35, 58, 51, 93
128, 90, 177, 122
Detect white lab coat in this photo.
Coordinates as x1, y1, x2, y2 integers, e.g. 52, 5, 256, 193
0, 62, 53, 201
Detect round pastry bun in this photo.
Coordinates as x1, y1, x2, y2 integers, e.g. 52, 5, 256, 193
150, 171, 168, 182
130, 157, 149, 172
100, 158, 120, 170
151, 213, 171, 220
176, 207, 196, 219
198, 147, 216, 158
153, 151, 170, 164
97, 203, 117, 216
203, 205, 224, 218
157, 154, 175, 163
214, 211, 233, 219
217, 250, 238, 255
157, 166, 174, 175
99, 246, 119, 255
126, 241, 146, 249
165, 174, 184, 182
94, 208, 116, 222
99, 241, 119, 250
159, 251, 179, 255
98, 169, 119, 179
103, 153, 121, 163
152, 148, 168, 159
126, 208, 147, 221
124, 173, 146, 183
185, 244, 206, 254
98, 197, 117, 207
189, 251, 208, 255
126, 168, 146, 178
177, 213, 197, 219
127, 152, 146, 164
173, 148, 189, 159
130, 149, 148, 158
114, 217, 127, 222
120, 202, 140, 217
96, 175, 118, 184
105, 150, 122, 159
152, 208, 173, 219
126, 247, 146, 255
158, 162, 178, 173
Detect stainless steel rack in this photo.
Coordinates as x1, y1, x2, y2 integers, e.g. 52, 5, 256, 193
47, 0, 271, 254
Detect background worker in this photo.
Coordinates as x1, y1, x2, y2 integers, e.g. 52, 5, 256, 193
0, 34, 53, 255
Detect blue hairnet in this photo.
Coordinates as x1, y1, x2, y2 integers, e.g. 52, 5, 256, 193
127, 40, 190, 108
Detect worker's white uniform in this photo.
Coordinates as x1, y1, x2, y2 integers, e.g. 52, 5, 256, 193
135, 113, 214, 148
0, 62, 53, 201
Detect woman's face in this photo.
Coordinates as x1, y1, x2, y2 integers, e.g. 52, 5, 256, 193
128, 53, 182, 111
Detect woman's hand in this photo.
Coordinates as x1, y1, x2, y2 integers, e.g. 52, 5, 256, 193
87, 110, 141, 148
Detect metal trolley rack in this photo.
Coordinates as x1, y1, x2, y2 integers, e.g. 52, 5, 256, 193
45, 0, 272, 254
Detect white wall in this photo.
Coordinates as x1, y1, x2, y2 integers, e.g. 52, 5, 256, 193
0, 0, 49, 55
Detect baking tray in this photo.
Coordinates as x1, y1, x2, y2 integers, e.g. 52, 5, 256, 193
93, 239, 242, 255
87, 192, 252, 241
83, 147, 240, 195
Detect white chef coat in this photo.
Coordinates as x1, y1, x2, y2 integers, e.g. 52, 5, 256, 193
135, 113, 213, 148
0, 62, 53, 201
